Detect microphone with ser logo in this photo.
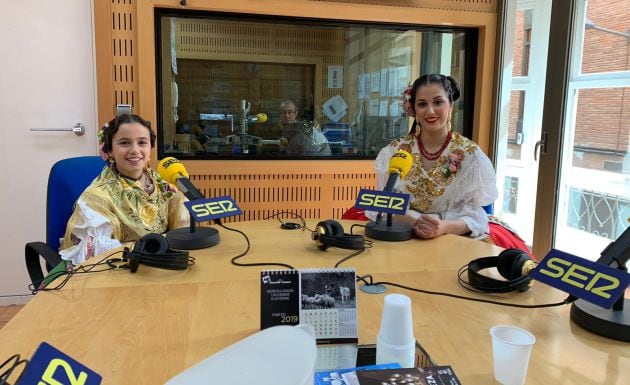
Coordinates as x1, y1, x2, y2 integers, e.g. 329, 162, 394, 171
157, 157, 205, 201
156, 157, 220, 249
375, 150, 413, 225
364, 150, 415, 241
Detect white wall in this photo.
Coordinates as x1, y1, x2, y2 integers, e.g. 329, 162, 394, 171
0, 1, 98, 304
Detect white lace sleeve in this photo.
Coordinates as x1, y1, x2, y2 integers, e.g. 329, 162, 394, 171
59, 200, 122, 265
433, 148, 498, 237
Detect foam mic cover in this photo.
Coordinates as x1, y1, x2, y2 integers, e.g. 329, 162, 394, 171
384, 150, 413, 192
157, 157, 189, 184
157, 157, 204, 201
247, 113, 268, 123
256, 113, 268, 123
388, 150, 413, 178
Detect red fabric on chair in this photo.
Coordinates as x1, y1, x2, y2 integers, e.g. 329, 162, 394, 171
488, 222, 536, 260
341, 207, 369, 221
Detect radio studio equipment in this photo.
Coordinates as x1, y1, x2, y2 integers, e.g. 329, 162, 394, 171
311, 220, 366, 251
199, 101, 272, 154
364, 150, 414, 241
157, 157, 220, 249
567, 227, 630, 341
120, 233, 194, 273
461, 248, 536, 293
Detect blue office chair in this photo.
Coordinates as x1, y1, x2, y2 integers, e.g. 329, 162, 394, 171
25, 156, 105, 289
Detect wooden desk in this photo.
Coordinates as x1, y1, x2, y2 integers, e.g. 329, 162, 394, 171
0, 220, 628, 384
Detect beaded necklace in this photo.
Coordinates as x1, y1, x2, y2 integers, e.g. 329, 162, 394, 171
416, 131, 452, 160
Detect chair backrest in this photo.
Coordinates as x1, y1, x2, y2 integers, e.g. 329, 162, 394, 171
483, 203, 494, 215
46, 156, 105, 251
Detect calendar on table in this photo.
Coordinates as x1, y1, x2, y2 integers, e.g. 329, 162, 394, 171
260, 268, 358, 344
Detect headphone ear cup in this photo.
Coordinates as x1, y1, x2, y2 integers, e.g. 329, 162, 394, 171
128, 252, 140, 273
313, 221, 332, 250
497, 249, 531, 280
325, 220, 345, 237
134, 233, 169, 255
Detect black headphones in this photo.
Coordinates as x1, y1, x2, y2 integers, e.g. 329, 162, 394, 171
114, 233, 194, 273
311, 220, 365, 251
459, 248, 536, 293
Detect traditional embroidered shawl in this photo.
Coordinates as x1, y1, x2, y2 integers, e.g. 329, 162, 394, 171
372, 132, 498, 237
59, 166, 189, 264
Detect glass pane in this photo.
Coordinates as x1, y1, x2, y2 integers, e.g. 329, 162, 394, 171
155, 11, 474, 160
502, 176, 519, 214
507, 90, 525, 160
555, 87, 630, 259
512, 9, 532, 77
581, 0, 630, 74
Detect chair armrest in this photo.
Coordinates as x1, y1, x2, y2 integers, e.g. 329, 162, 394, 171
25, 241, 62, 288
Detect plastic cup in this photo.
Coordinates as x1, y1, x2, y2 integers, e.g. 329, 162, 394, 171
376, 294, 415, 368
489, 325, 536, 385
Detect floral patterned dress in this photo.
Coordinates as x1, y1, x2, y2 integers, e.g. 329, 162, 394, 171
59, 166, 189, 265
370, 132, 498, 238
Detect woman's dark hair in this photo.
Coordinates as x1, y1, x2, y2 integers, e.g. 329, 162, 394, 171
409, 74, 461, 134
101, 114, 156, 154
409, 74, 461, 106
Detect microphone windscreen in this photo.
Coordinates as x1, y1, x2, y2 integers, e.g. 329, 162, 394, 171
256, 113, 268, 123
388, 150, 413, 178
157, 157, 189, 184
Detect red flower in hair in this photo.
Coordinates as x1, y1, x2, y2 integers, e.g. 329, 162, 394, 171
401, 85, 415, 117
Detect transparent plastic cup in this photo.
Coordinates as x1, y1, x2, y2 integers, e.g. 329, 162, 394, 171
490, 325, 536, 385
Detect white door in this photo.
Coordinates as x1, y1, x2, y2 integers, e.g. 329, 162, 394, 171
0, 0, 97, 302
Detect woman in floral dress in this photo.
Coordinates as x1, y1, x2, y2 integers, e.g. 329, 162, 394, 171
370, 74, 498, 240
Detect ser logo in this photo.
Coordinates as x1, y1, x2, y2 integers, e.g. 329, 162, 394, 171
39, 359, 89, 385
184, 196, 242, 222
354, 188, 410, 216
532, 249, 630, 309
392, 151, 409, 160
18, 342, 102, 385
160, 158, 179, 168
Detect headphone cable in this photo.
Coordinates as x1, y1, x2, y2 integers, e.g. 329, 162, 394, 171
0, 354, 28, 385
219, 222, 295, 270
333, 223, 374, 268
29, 250, 125, 294
262, 211, 313, 232
356, 274, 573, 309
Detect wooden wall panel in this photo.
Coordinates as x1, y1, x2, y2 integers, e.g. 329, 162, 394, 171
95, 0, 138, 122
185, 161, 376, 221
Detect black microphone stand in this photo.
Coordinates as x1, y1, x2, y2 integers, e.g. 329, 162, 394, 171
364, 211, 413, 241
166, 212, 220, 250
569, 227, 630, 342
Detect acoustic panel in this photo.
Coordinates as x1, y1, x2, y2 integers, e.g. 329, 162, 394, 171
111, 0, 137, 109
189, 171, 376, 222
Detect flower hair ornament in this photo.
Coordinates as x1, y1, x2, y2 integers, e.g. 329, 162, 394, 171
97, 124, 109, 161
401, 84, 415, 117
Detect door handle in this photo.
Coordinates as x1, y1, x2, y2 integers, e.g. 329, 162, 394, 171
534, 132, 547, 161
30, 122, 86, 136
